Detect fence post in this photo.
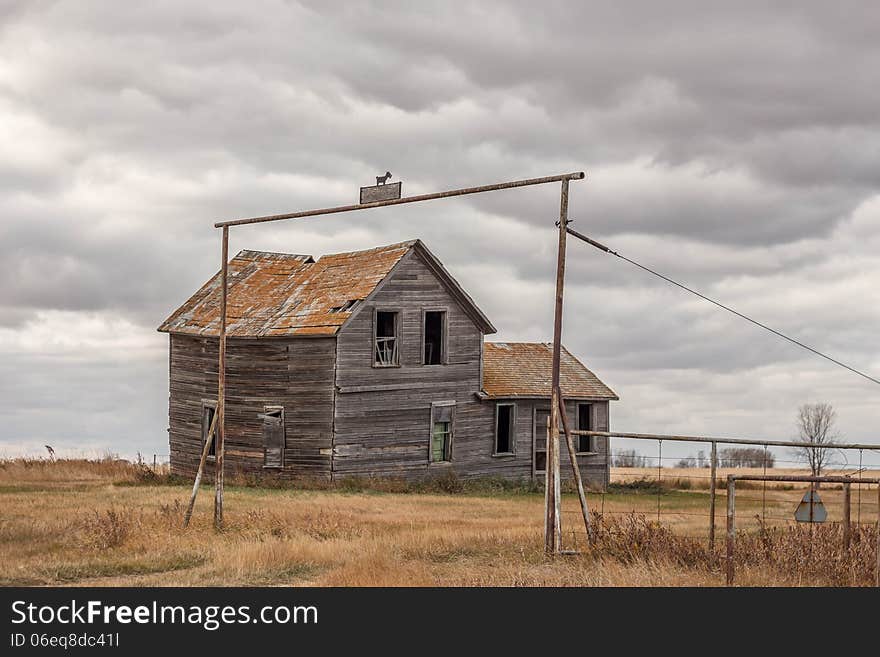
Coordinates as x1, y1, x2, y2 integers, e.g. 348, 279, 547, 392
656, 440, 662, 523
726, 476, 735, 586
709, 441, 717, 551
875, 483, 880, 587
843, 481, 851, 552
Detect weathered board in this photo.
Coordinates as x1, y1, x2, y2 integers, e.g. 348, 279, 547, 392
360, 181, 402, 204
167, 334, 335, 480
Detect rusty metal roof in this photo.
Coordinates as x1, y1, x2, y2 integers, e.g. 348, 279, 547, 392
158, 239, 495, 337
482, 342, 618, 400
158, 241, 415, 337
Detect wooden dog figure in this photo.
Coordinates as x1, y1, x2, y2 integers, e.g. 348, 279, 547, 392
376, 171, 392, 185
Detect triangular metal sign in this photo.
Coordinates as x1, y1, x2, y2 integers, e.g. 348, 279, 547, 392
794, 489, 827, 523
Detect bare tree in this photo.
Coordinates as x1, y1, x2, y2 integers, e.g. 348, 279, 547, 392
718, 447, 774, 468
612, 449, 648, 468
792, 403, 838, 482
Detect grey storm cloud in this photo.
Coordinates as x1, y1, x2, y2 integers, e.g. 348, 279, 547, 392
1, 1, 879, 461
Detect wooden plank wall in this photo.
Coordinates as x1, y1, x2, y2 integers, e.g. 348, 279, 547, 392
559, 399, 609, 490
333, 250, 489, 479
168, 334, 335, 480
331, 248, 612, 488
458, 399, 610, 490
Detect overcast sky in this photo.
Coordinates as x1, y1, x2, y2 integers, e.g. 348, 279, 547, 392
2, 1, 879, 466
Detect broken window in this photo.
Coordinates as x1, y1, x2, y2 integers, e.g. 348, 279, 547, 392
374, 310, 399, 366
430, 402, 455, 462
423, 310, 445, 365
576, 403, 593, 453
201, 403, 216, 458
261, 406, 284, 468
494, 403, 515, 454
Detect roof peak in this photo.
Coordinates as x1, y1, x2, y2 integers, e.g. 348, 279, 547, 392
233, 240, 421, 265
315, 239, 420, 261
235, 249, 314, 262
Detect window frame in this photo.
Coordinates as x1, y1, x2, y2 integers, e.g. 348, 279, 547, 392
493, 402, 516, 456
372, 307, 402, 368
429, 401, 456, 463
575, 402, 596, 455
201, 400, 217, 461
261, 405, 285, 469
533, 407, 550, 477
420, 307, 448, 366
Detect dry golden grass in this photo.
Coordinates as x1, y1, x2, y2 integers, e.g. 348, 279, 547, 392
0, 459, 876, 587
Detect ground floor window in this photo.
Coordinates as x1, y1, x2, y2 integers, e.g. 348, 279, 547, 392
534, 408, 549, 474
576, 403, 594, 453
261, 406, 284, 468
430, 402, 455, 462
494, 403, 515, 455
201, 402, 217, 458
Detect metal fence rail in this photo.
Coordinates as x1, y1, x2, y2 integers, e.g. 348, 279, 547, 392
725, 473, 880, 586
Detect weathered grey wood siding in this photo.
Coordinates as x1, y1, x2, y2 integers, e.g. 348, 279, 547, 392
168, 334, 335, 479
331, 249, 611, 488
558, 399, 610, 490
453, 398, 610, 490
333, 249, 496, 479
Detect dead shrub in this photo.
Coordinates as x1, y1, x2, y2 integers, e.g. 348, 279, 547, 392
75, 508, 138, 551
589, 512, 713, 568
734, 517, 877, 586
157, 500, 184, 528
587, 511, 878, 586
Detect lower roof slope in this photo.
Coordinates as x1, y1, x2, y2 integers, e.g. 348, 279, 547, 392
482, 342, 618, 400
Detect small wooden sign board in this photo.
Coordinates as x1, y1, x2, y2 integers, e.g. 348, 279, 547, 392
360, 181, 402, 204
794, 489, 827, 523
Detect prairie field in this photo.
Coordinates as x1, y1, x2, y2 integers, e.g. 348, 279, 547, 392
0, 459, 877, 587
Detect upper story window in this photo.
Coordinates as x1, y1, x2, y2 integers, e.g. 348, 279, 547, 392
374, 310, 399, 367
423, 310, 446, 365
576, 403, 594, 453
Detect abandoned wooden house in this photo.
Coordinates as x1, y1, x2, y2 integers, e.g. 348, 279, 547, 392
158, 239, 618, 488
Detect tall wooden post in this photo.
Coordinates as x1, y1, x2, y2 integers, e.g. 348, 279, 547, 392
726, 476, 735, 586
842, 481, 851, 552
214, 225, 229, 530
708, 441, 717, 550
545, 178, 570, 555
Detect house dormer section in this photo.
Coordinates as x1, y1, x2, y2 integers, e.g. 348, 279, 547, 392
333, 240, 495, 391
